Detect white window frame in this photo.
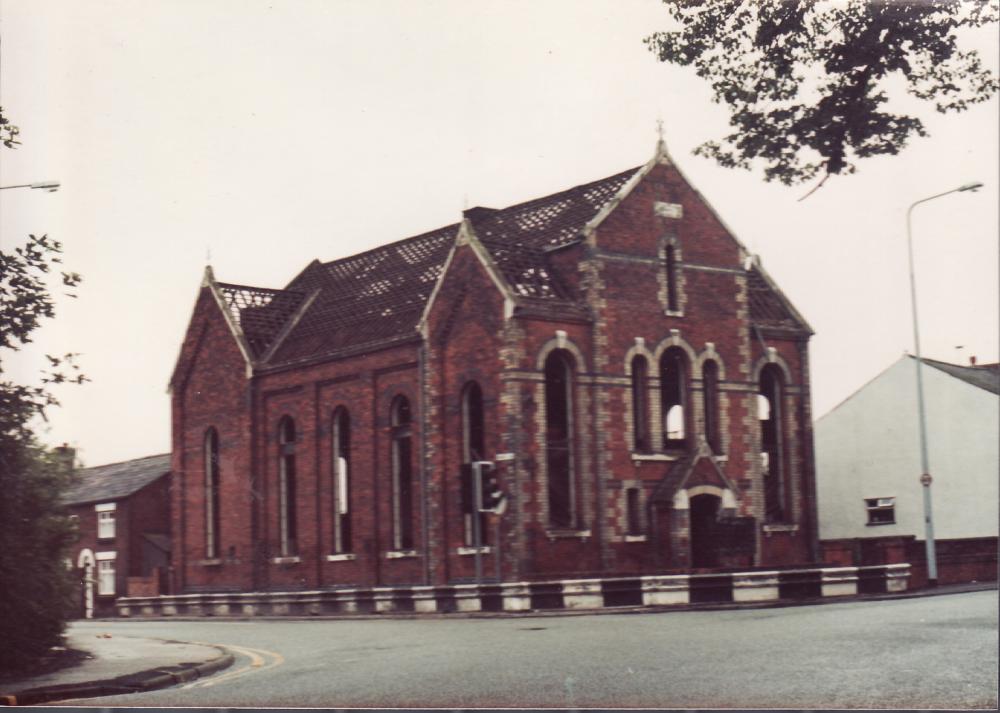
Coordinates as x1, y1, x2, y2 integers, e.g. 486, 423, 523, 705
95, 503, 116, 539
96, 552, 116, 595
865, 497, 896, 526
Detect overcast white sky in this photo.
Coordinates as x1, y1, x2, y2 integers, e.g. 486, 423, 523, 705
2, 1, 997, 468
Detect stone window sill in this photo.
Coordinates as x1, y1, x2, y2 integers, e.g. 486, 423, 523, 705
631, 453, 678, 462
545, 529, 592, 541
624, 535, 647, 543
866, 521, 896, 527
270, 556, 301, 564
664, 309, 684, 318
326, 553, 357, 561
457, 546, 493, 555
197, 558, 223, 567
762, 523, 799, 534
385, 549, 418, 560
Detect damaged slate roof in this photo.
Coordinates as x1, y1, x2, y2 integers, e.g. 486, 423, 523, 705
257, 167, 638, 366
62, 453, 170, 507
217, 164, 807, 368
746, 266, 811, 332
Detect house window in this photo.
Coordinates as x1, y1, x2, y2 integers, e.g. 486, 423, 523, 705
278, 416, 298, 557
96, 553, 116, 595
545, 349, 576, 529
95, 503, 116, 540
391, 396, 414, 551
461, 382, 488, 546
759, 365, 786, 523
866, 497, 896, 526
703, 360, 721, 453
204, 428, 221, 559
660, 347, 689, 450
665, 244, 680, 312
631, 355, 650, 453
332, 407, 352, 554
626, 487, 642, 536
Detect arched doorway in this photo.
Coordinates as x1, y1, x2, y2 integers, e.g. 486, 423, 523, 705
689, 494, 721, 568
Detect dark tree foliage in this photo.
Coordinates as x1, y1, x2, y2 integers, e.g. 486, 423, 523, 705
645, 0, 999, 190
0, 106, 84, 674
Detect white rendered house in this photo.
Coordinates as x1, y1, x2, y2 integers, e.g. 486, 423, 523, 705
816, 355, 998, 544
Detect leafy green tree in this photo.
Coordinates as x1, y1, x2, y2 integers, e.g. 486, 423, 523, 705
645, 0, 999, 192
0, 106, 84, 674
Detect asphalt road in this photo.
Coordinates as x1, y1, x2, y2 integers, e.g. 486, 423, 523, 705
62, 590, 997, 708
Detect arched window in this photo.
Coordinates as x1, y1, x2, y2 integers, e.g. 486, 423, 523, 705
461, 382, 488, 546
545, 350, 576, 528
660, 347, 689, 450
278, 416, 297, 557
331, 407, 351, 554
759, 365, 786, 523
204, 428, 221, 559
631, 355, 650, 453
665, 244, 679, 312
703, 360, 721, 453
391, 396, 414, 551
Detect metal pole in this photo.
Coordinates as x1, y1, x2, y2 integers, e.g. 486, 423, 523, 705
905, 182, 981, 587
473, 462, 483, 584
494, 517, 502, 583
906, 201, 937, 586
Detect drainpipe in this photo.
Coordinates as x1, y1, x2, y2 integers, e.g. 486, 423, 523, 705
418, 339, 431, 586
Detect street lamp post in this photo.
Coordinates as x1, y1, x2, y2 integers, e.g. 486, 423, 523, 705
0, 180, 60, 192
906, 181, 982, 587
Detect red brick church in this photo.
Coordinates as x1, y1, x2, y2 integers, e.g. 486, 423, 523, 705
169, 139, 818, 594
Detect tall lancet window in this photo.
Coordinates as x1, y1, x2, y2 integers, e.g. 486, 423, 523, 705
331, 407, 352, 554
660, 347, 689, 450
277, 416, 298, 556
204, 428, 221, 559
391, 396, 414, 550
545, 350, 576, 528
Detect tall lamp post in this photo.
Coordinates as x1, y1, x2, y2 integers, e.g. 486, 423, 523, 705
906, 181, 982, 587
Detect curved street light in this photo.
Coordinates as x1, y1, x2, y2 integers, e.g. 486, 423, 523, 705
0, 180, 60, 192
906, 180, 982, 587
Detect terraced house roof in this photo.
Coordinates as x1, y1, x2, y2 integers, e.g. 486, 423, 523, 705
62, 453, 171, 506
216, 165, 807, 368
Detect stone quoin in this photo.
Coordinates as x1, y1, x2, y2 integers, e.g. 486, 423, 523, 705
165, 138, 821, 595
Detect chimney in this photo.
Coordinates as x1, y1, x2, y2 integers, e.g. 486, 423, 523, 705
53, 443, 76, 475
970, 356, 977, 366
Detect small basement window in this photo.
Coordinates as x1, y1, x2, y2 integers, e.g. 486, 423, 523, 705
865, 497, 896, 526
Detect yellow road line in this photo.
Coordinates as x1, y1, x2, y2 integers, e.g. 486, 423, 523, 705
184, 642, 285, 689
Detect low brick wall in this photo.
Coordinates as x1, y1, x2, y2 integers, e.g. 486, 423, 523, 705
117, 563, 910, 618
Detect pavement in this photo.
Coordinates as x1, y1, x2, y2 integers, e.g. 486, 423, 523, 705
0, 580, 993, 706
0, 632, 233, 706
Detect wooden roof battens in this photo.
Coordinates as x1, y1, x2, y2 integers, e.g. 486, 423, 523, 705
419, 219, 518, 338
203, 268, 258, 378
259, 288, 322, 366
750, 254, 814, 335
